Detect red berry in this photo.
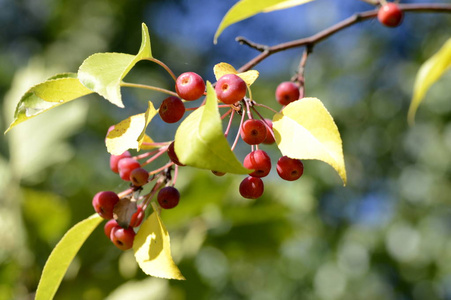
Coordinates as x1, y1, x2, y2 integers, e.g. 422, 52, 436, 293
104, 219, 120, 237
130, 167, 149, 187
157, 186, 180, 209
262, 119, 275, 145
129, 206, 145, 227
110, 151, 132, 174
92, 191, 120, 219
276, 156, 304, 181
110, 227, 136, 250
378, 3, 403, 27
118, 158, 141, 181
167, 141, 185, 166
240, 119, 267, 145
215, 74, 247, 104
243, 150, 271, 178
239, 176, 264, 199
159, 96, 185, 123
175, 72, 205, 101
275, 82, 300, 106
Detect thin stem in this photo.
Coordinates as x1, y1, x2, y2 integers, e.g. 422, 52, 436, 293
237, 4, 451, 72
149, 161, 174, 176
142, 146, 169, 167
224, 109, 235, 138
140, 141, 172, 147
118, 188, 134, 199
133, 149, 160, 160
173, 164, 179, 186
231, 106, 247, 151
143, 57, 177, 82
121, 81, 179, 97
253, 103, 280, 114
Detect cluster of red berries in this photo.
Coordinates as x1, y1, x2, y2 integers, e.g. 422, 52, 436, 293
377, 2, 403, 28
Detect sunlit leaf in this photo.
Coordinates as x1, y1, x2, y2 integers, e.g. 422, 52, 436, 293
133, 203, 185, 280
106, 101, 157, 155
174, 82, 250, 174
408, 38, 451, 125
5, 73, 92, 133
214, 0, 315, 43
273, 97, 346, 185
78, 23, 152, 108
213, 62, 259, 86
35, 214, 103, 300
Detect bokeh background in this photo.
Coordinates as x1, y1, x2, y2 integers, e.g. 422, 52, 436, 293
1, 0, 450, 299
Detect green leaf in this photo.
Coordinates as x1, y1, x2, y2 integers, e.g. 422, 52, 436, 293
174, 82, 250, 174
214, 0, 315, 43
133, 203, 185, 280
408, 38, 451, 125
35, 214, 103, 300
106, 101, 158, 155
273, 97, 347, 185
5, 73, 92, 133
78, 23, 152, 108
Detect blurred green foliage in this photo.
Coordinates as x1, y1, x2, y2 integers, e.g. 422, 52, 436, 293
1, 0, 450, 299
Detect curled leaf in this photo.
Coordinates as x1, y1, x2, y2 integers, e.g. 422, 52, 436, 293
214, 0, 315, 43
133, 203, 185, 280
106, 101, 157, 155
5, 73, 93, 133
174, 82, 250, 174
273, 97, 347, 185
78, 23, 152, 107
408, 38, 451, 125
35, 214, 103, 300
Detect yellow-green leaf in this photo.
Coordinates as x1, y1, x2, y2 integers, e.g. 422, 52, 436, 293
214, 0, 315, 43
213, 62, 259, 86
78, 23, 152, 108
408, 38, 451, 125
35, 214, 103, 300
174, 82, 251, 174
5, 73, 93, 133
133, 203, 185, 280
273, 97, 347, 185
106, 101, 157, 155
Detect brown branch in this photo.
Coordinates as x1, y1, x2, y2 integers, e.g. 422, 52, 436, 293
237, 4, 451, 72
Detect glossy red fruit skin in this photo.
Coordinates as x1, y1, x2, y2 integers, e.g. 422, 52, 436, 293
215, 74, 247, 104
378, 3, 403, 27
118, 158, 141, 181
104, 219, 120, 237
129, 206, 145, 227
92, 191, 120, 220
176, 72, 205, 101
262, 119, 275, 145
276, 156, 304, 181
241, 119, 267, 145
239, 176, 264, 199
130, 167, 149, 187
243, 150, 272, 178
110, 227, 136, 251
167, 141, 185, 166
275, 82, 300, 106
110, 151, 132, 174
159, 96, 185, 123
157, 186, 180, 209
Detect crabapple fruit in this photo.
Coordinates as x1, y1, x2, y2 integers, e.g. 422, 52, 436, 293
130, 167, 149, 187
157, 186, 180, 209
104, 219, 120, 237
275, 81, 300, 106
110, 151, 132, 174
241, 119, 267, 145
167, 141, 185, 166
215, 74, 247, 104
239, 176, 264, 199
159, 96, 185, 123
118, 158, 141, 181
92, 191, 120, 220
378, 3, 403, 27
175, 72, 205, 101
276, 156, 304, 181
129, 206, 145, 227
243, 150, 271, 178
262, 119, 275, 145
110, 227, 136, 250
